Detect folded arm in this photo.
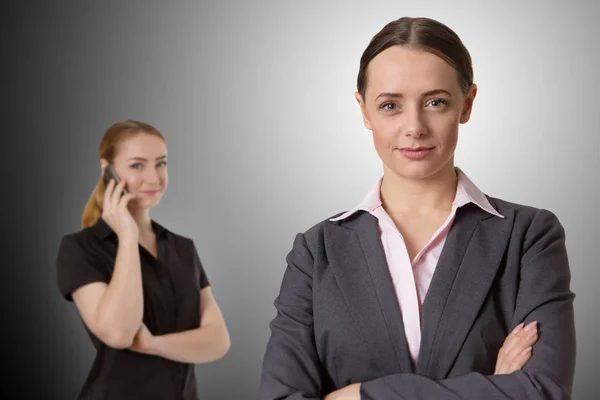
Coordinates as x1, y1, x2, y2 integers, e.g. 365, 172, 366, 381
261, 233, 325, 400
71, 235, 144, 349
261, 210, 575, 400
130, 287, 230, 363
357, 209, 576, 399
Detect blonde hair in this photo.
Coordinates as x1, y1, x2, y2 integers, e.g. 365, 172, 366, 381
81, 120, 165, 228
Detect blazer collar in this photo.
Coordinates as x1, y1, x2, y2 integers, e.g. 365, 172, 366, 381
327, 204, 514, 377
330, 167, 504, 223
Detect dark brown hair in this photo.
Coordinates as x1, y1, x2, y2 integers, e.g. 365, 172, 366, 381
81, 120, 165, 228
357, 17, 473, 99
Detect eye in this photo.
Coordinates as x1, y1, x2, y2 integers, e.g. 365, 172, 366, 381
426, 98, 448, 108
380, 102, 397, 111
157, 161, 167, 167
130, 163, 143, 169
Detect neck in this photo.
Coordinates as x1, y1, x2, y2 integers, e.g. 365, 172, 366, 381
380, 162, 458, 217
129, 207, 154, 236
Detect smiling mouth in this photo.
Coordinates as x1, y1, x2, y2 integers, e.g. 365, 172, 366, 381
397, 146, 435, 160
399, 146, 435, 151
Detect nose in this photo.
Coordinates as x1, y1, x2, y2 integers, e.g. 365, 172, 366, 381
402, 105, 427, 138
143, 167, 162, 185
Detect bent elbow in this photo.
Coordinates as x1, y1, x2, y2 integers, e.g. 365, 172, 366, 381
93, 313, 140, 349
219, 334, 231, 358
208, 333, 231, 362
195, 331, 230, 364
96, 327, 135, 349
521, 369, 573, 400
102, 330, 134, 349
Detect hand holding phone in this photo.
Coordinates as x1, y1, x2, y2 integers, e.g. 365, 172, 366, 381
101, 165, 138, 239
103, 164, 128, 195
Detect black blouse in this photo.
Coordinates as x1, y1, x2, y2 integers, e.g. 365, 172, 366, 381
56, 218, 210, 400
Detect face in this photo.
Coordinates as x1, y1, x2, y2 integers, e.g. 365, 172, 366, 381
356, 45, 476, 181
101, 133, 168, 210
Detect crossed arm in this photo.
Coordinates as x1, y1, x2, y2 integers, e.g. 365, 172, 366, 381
260, 210, 576, 400
128, 286, 230, 363
73, 277, 230, 364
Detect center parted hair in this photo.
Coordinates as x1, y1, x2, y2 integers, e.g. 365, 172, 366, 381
357, 17, 474, 99
81, 120, 165, 229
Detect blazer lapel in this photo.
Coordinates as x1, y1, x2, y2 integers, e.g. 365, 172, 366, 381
325, 212, 413, 373
417, 204, 514, 378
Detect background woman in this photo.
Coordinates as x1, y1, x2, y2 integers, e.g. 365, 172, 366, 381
56, 120, 230, 399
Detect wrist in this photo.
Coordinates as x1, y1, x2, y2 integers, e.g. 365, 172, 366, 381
150, 334, 163, 356
118, 232, 139, 245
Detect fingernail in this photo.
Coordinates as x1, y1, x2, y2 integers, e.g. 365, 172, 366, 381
524, 321, 537, 332
524, 346, 532, 353
512, 323, 524, 334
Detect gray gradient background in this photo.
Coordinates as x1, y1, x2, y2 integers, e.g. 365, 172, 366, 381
2, 0, 599, 398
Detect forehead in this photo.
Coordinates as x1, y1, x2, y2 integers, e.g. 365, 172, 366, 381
115, 133, 166, 159
366, 45, 461, 96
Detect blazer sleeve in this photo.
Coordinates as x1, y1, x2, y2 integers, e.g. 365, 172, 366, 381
359, 209, 576, 400
260, 232, 326, 400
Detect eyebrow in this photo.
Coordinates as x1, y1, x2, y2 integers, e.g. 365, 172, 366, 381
375, 89, 452, 100
126, 155, 167, 161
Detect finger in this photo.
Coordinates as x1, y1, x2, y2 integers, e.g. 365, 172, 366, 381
118, 193, 136, 210
504, 326, 538, 364
497, 345, 531, 375
102, 179, 116, 214
510, 322, 525, 336
500, 322, 525, 350
499, 333, 524, 359
111, 180, 127, 207
518, 322, 538, 347
500, 322, 525, 351
522, 320, 538, 333
504, 321, 536, 352
509, 346, 533, 372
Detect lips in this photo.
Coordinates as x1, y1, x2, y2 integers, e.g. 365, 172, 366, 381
397, 146, 434, 160
399, 146, 434, 151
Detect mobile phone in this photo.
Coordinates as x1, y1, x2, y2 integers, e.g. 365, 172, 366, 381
102, 164, 128, 195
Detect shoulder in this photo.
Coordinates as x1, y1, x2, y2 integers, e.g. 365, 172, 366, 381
153, 220, 192, 243
487, 195, 562, 225
57, 226, 100, 255
155, 223, 202, 256
288, 210, 358, 254
485, 196, 566, 245
297, 210, 348, 237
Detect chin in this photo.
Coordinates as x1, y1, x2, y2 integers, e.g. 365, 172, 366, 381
143, 199, 162, 208
389, 161, 442, 181
387, 151, 454, 181
131, 197, 162, 210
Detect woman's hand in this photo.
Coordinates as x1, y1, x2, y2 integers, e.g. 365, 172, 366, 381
102, 178, 138, 240
322, 322, 537, 400
494, 321, 538, 375
129, 323, 157, 356
324, 383, 361, 400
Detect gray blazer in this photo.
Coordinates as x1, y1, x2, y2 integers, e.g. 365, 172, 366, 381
260, 198, 576, 399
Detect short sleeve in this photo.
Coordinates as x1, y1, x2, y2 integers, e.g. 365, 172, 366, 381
55, 234, 111, 301
190, 239, 210, 289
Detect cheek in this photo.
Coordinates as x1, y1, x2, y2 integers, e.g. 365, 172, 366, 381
370, 117, 398, 147
124, 173, 143, 189
439, 122, 459, 148
427, 114, 460, 146
159, 170, 168, 186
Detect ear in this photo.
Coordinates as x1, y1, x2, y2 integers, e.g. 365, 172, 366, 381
100, 158, 109, 176
459, 83, 477, 124
355, 92, 372, 130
